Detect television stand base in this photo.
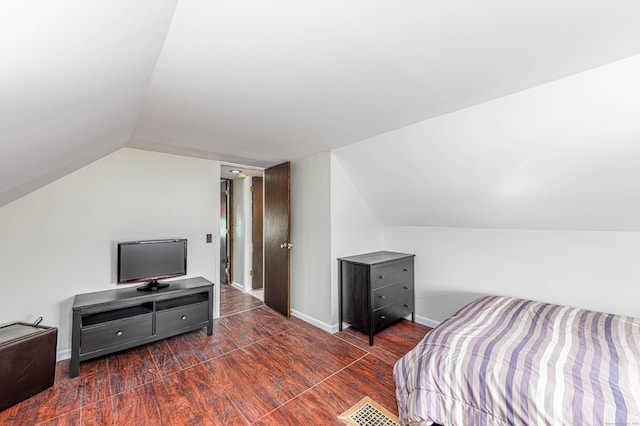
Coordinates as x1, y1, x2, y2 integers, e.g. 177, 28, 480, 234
137, 281, 169, 292
70, 277, 214, 378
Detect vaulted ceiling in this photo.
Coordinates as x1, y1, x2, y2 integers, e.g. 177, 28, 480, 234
3, 1, 640, 229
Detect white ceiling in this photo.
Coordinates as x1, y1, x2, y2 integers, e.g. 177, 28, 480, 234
0, 0, 178, 206
220, 164, 263, 181
335, 54, 640, 230
3, 1, 640, 229
132, 0, 640, 166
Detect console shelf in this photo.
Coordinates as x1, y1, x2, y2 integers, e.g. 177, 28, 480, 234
70, 277, 214, 378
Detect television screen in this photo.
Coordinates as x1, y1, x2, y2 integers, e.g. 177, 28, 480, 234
117, 239, 187, 291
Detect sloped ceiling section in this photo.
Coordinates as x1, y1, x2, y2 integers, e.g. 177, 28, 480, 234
0, 0, 178, 207
3, 0, 640, 230
131, 1, 640, 167
334, 55, 640, 231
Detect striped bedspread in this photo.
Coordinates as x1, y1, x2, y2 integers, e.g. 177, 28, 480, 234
393, 296, 640, 425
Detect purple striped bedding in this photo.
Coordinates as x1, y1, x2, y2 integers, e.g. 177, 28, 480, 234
393, 296, 640, 425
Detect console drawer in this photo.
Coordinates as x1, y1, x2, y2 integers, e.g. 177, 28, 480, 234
372, 260, 413, 289
81, 313, 153, 354
373, 281, 413, 310
156, 301, 209, 335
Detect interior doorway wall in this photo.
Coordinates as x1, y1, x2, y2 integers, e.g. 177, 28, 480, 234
220, 164, 264, 299
252, 176, 264, 290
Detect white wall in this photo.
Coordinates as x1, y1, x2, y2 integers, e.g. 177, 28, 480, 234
290, 152, 385, 331
0, 148, 220, 357
327, 56, 640, 326
385, 226, 640, 323
290, 153, 332, 327
330, 154, 384, 326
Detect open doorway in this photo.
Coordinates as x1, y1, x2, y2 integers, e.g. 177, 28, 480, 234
220, 179, 233, 285
251, 175, 264, 299
220, 164, 264, 301
219, 161, 292, 317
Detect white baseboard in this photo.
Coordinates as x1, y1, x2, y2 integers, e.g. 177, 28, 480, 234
414, 314, 441, 329
336, 322, 353, 334
231, 281, 244, 291
335, 314, 441, 335
290, 309, 334, 334
57, 348, 71, 361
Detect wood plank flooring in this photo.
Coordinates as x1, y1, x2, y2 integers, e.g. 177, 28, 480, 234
0, 284, 431, 425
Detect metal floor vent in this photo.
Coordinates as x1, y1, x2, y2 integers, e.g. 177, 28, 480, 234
339, 396, 402, 426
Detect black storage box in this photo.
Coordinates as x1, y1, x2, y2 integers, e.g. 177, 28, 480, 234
0, 322, 57, 412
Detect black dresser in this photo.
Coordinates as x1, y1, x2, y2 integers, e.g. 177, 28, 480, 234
338, 251, 415, 345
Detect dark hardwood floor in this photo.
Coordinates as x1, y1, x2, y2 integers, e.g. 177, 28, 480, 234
0, 284, 431, 425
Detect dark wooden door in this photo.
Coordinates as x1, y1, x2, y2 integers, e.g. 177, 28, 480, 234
220, 180, 230, 285
252, 176, 264, 290
264, 162, 291, 316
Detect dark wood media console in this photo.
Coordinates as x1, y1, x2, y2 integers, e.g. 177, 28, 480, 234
70, 277, 214, 378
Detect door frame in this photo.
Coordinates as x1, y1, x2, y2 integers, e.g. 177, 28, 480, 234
220, 179, 234, 285
219, 162, 266, 295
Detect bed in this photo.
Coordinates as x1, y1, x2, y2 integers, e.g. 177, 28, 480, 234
393, 296, 640, 425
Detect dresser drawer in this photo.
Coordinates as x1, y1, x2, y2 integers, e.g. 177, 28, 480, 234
373, 281, 413, 310
81, 313, 153, 354
156, 301, 209, 335
373, 301, 413, 331
372, 260, 413, 289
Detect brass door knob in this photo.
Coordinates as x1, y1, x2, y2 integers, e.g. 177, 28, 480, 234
279, 242, 294, 249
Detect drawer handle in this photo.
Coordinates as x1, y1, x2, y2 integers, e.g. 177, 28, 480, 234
378, 275, 385, 279
379, 295, 386, 300
403, 268, 408, 272
181, 315, 187, 320
116, 331, 123, 337
404, 304, 409, 308
403, 286, 409, 290
380, 315, 386, 320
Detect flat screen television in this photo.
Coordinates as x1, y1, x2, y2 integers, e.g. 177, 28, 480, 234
117, 239, 187, 291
